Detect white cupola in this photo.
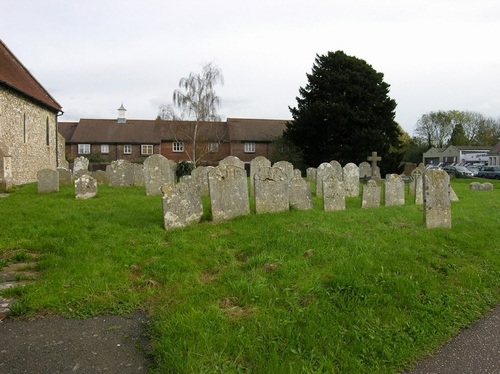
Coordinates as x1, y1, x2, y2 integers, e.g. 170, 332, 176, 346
117, 103, 127, 123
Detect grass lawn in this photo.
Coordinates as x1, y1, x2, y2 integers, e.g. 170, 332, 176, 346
1, 177, 499, 373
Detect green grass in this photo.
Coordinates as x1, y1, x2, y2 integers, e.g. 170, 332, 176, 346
0, 178, 499, 373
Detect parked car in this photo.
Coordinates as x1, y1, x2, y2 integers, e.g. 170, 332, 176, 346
477, 165, 500, 179
466, 166, 480, 177
442, 165, 474, 178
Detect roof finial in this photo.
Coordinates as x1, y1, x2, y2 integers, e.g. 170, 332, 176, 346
117, 103, 127, 123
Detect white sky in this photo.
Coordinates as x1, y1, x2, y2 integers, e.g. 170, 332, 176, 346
2, 0, 500, 134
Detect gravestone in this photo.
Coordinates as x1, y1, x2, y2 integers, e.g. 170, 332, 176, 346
74, 174, 98, 199
359, 162, 371, 180
191, 166, 212, 197
306, 167, 316, 183
367, 151, 382, 178
323, 175, 345, 211
316, 162, 334, 198
289, 174, 313, 210
73, 156, 89, 174
161, 181, 203, 230
250, 156, 271, 196
384, 174, 405, 206
143, 154, 176, 196
254, 166, 289, 214
56, 167, 72, 185
37, 169, 59, 193
343, 163, 359, 197
329, 160, 343, 181
470, 182, 494, 191
219, 155, 245, 170
0, 143, 13, 192
93, 170, 109, 185
413, 168, 424, 205
362, 179, 381, 208
423, 169, 451, 229
133, 163, 145, 187
208, 164, 250, 222
450, 186, 459, 202
273, 161, 294, 181
108, 160, 135, 187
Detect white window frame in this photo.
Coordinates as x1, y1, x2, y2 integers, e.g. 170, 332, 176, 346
101, 144, 109, 154
173, 142, 184, 152
244, 142, 256, 153
208, 142, 219, 153
141, 144, 154, 155
123, 144, 132, 154
78, 144, 91, 154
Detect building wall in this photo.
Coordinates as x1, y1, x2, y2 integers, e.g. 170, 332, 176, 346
0, 87, 59, 186
66, 143, 161, 163
230, 142, 273, 163
160, 141, 231, 165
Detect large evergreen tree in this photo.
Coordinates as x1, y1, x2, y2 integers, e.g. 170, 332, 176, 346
284, 51, 402, 174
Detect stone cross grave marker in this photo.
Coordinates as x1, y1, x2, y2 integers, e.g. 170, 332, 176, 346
367, 151, 382, 177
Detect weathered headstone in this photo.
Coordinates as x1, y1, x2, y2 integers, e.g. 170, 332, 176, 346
423, 169, 451, 229
384, 174, 405, 206
273, 161, 294, 181
343, 163, 359, 198
470, 182, 494, 191
191, 166, 212, 197
74, 174, 98, 199
57, 167, 72, 185
359, 162, 371, 180
362, 179, 381, 208
161, 181, 203, 230
316, 163, 334, 198
143, 154, 176, 196
250, 156, 271, 196
367, 151, 382, 178
133, 163, 145, 187
323, 175, 345, 211
254, 166, 289, 214
450, 186, 459, 202
306, 167, 316, 183
289, 174, 313, 210
73, 156, 89, 174
93, 170, 109, 185
219, 155, 245, 170
37, 169, 59, 193
108, 160, 135, 187
413, 168, 424, 205
329, 160, 343, 181
208, 164, 250, 222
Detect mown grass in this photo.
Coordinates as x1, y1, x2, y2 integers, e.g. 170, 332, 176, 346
0, 178, 499, 373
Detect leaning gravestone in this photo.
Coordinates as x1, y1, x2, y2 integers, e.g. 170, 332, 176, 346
161, 181, 203, 230
219, 155, 245, 170
362, 179, 381, 208
289, 174, 313, 210
250, 156, 271, 196
56, 167, 72, 185
343, 163, 359, 198
191, 166, 212, 197
316, 162, 334, 198
208, 164, 250, 223
75, 174, 97, 199
423, 169, 451, 229
37, 169, 59, 193
108, 160, 135, 187
254, 166, 289, 214
359, 162, 371, 180
306, 167, 316, 183
323, 174, 345, 211
143, 154, 176, 196
73, 156, 89, 174
385, 174, 405, 206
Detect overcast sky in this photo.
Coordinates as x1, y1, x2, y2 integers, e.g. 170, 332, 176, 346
2, 0, 500, 134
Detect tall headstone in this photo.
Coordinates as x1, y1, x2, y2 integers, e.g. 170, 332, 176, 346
37, 169, 59, 193
162, 181, 203, 230
329, 160, 343, 181
323, 175, 345, 211
289, 174, 313, 210
367, 152, 382, 178
74, 174, 98, 199
250, 156, 271, 196
413, 168, 424, 205
219, 155, 245, 170
384, 174, 405, 206
361, 180, 381, 208
254, 166, 289, 214
343, 163, 359, 197
316, 162, 334, 198
191, 166, 212, 197
73, 156, 89, 174
143, 154, 176, 196
273, 161, 294, 181
306, 167, 316, 183
56, 167, 72, 185
423, 169, 452, 229
133, 163, 145, 187
108, 160, 135, 187
359, 162, 371, 180
208, 164, 250, 223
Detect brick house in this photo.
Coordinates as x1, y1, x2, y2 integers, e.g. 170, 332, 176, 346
0, 39, 64, 190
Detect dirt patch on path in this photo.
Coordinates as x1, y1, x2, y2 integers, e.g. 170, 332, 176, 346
0, 312, 154, 373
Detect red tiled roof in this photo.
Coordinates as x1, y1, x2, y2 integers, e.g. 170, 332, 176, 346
0, 39, 61, 112
227, 118, 289, 142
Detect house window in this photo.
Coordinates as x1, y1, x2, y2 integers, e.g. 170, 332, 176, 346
173, 142, 184, 152
208, 143, 219, 153
244, 142, 255, 153
101, 144, 109, 154
78, 144, 91, 154
123, 144, 132, 154
141, 144, 154, 155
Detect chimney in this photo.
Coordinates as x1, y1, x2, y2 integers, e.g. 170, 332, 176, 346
117, 103, 127, 123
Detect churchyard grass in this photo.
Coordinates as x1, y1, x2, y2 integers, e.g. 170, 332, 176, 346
0, 179, 499, 373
